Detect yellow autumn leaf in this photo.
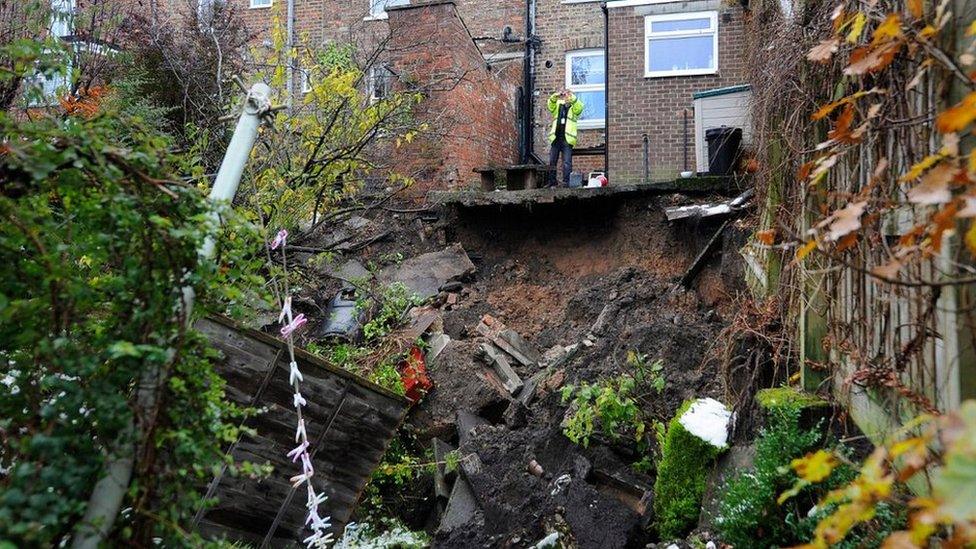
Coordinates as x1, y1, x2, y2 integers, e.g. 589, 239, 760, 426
847, 13, 867, 43
966, 220, 976, 256
936, 92, 976, 133
872, 14, 903, 44
796, 239, 818, 262
794, 449, 840, 483
968, 20, 976, 36
899, 153, 943, 181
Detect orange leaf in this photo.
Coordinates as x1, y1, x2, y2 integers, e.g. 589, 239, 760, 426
810, 89, 882, 120
808, 39, 840, 63
836, 232, 859, 252
930, 202, 960, 252
907, 0, 923, 18
828, 103, 857, 142
796, 239, 817, 262
798, 161, 815, 180
935, 92, 976, 133
845, 42, 901, 75
756, 229, 776, 245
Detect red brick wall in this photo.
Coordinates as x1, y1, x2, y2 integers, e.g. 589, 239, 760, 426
607, 3, 749, 183
387, 2, 519, 193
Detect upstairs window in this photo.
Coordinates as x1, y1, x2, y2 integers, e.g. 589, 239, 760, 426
565, 49, 605, 129
644, 11, 718, 78
369, 0, 409, 19
249, 0, 272, 8
368, 65, 395, 102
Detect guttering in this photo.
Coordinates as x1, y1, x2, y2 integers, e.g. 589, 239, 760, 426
602, 2, 609, 177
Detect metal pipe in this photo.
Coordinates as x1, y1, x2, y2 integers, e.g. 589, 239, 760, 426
71, 83, 273, 549
286, 0, 295, 110
683, 108, 689, 172
643, 133, 649, 184
602, 2, 609, 178
521, 0, 537, 162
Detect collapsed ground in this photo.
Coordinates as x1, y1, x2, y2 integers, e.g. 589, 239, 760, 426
286, 190, 749, 547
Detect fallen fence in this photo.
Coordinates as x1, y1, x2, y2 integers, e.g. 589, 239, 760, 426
193, 316, 411, 546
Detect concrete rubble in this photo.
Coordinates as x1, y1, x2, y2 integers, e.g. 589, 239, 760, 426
293, 189, 749, 547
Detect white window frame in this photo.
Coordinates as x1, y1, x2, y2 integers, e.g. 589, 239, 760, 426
367, 65, 394, 102
565, 49, 605, 130
644, 11, 718, 78
249, 0, 272, 9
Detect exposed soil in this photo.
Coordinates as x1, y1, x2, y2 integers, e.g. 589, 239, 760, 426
296, 191, 745, 547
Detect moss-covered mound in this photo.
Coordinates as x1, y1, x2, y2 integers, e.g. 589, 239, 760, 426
756, 387, 828, 412
653, 399, 728, 539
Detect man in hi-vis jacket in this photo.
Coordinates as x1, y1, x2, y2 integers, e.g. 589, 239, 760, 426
546, 89, 584, 188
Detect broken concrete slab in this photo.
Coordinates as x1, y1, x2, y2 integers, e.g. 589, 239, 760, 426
425, 333, 451, 365
432, 438, 457, 505
378, 243, 476, 300
320, 258, 371, 284
517, 370, 546, 407
539, 343, 582, 370
476, 314, 541, 367
479, 343, 524, 395
438, 476, 481, 534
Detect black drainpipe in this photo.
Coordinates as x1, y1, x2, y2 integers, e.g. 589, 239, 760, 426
521, 0, 537, 163
602, 2, 609, 178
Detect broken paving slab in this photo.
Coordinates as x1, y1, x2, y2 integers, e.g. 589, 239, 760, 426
479, 343, 524, 395
437, 475, 481, 534
476, 314, 541, 367
378, 243, 476, 300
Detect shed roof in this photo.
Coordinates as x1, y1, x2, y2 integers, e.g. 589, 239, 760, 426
692, 84, 751, 100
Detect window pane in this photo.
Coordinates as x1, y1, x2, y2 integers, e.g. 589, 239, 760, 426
570, 54, 605, 86
647, 35, 714, 72
651, 17, 711, 33
574, 90, 605, 122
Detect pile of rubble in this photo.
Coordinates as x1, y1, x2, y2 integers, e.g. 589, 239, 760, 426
287, 194, 740, 547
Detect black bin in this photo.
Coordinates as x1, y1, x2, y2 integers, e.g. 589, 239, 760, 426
705, 126, 742, 176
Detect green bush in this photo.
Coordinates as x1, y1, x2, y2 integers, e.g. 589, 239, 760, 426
715, 398, 904, 548
653, 400, 727, 539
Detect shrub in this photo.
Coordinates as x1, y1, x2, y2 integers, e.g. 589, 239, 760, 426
654, 400, 727, 539
715, 396, 905, 548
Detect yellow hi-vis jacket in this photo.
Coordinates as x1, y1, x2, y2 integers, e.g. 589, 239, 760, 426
547, 93, 585, 147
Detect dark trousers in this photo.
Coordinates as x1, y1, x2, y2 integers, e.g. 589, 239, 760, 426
548, 137, 573, 187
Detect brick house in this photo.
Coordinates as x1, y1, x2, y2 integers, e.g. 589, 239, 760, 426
604, 0, 751, 182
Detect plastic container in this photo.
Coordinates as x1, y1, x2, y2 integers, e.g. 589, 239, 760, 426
586, 171, 608, 188
705, 127, 742, 176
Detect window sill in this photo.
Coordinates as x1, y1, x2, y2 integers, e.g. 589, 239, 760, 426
249, 3, 273, 9
363, 12, 389, 21
577, 121, 606, 130
644, 69, 717, 78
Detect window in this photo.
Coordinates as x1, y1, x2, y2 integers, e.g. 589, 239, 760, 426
369, 0, 409, 19
249, 0, 271, 8
565, 49, 605, 129
368, 65, 395, 102
301, 70, 312, 94
644, 11, 718, 78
